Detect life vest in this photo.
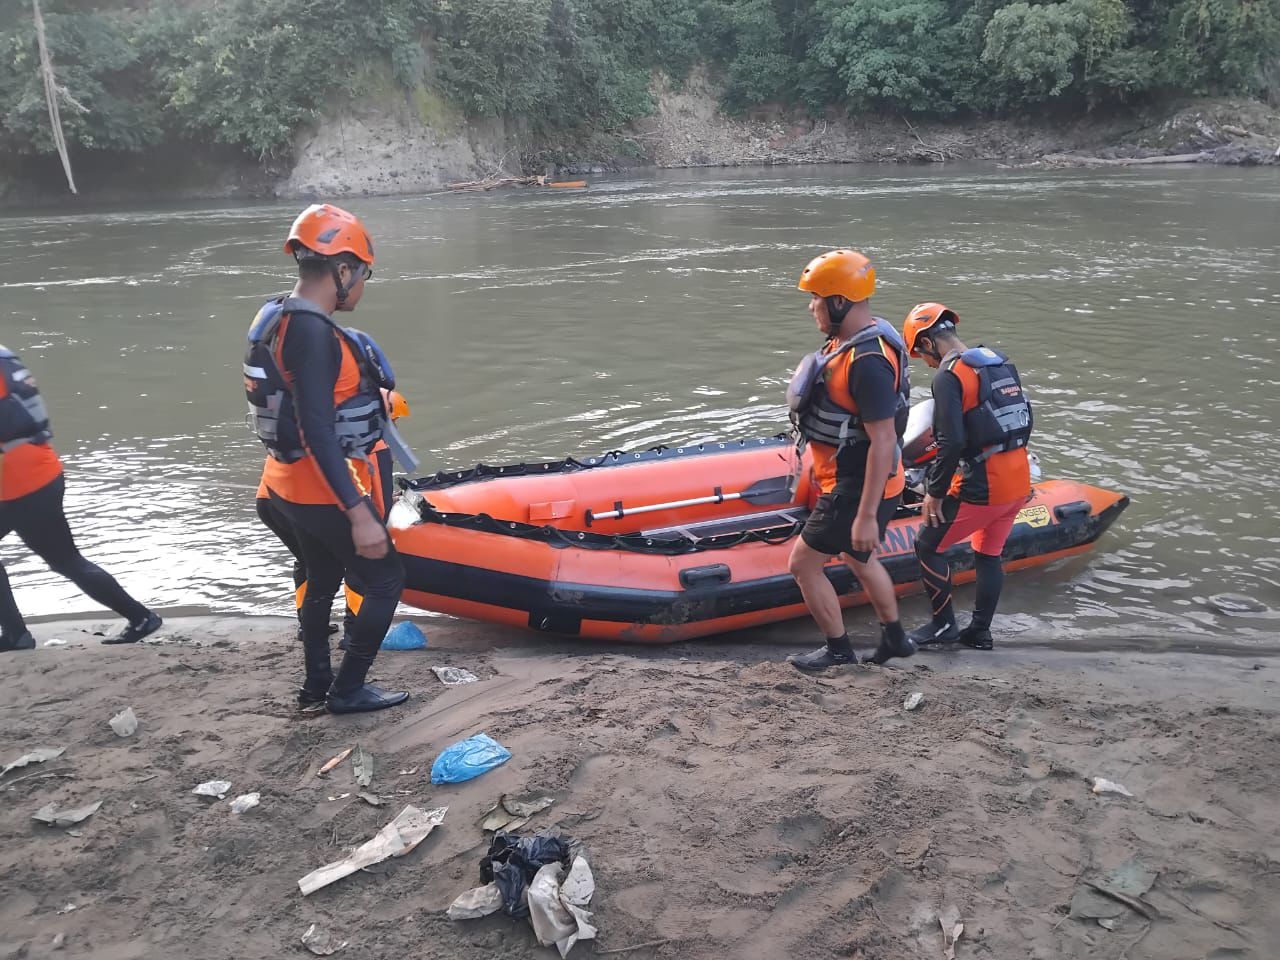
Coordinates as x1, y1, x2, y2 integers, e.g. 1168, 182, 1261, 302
0, 346, 52, 452
945, 347, 1033, 463
787, 317, 911, 449
243, 297, 418, 472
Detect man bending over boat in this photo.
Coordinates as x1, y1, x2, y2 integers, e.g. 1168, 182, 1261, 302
900, 304, 1033, 651
243, 204, 416, 714
785, 250, 917, 670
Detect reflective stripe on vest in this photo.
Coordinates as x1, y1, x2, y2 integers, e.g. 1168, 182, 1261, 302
244, 298, 387, 464
0, 346, 52, 452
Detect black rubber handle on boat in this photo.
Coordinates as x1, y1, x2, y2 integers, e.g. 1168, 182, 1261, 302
680, 564, 732, 589
1053, 500, 1091, 522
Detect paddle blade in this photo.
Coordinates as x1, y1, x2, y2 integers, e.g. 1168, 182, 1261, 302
741, 476, 793, 504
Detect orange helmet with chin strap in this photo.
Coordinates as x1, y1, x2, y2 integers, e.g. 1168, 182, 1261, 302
285, 203, 374, 265
903, 302, 959, 357
798, 249, 876, 331
797, 249, 875, 300
285, 204, 374, 305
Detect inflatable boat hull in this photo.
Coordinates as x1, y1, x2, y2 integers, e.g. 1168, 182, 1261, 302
390, 439, 1127, 643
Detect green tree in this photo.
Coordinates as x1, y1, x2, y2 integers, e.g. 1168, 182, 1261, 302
0, 4, 164, 153
808, 0, 975, 112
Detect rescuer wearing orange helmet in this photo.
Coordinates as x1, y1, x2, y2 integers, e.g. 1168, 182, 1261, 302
244, 204, 417, 714
901, 303, 1034, 651
784, 250, 917, 670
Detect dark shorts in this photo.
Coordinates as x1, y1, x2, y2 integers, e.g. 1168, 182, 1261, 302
801, 492, 901, 562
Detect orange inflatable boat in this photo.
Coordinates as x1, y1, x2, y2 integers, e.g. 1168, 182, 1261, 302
388, 434, 1129, 643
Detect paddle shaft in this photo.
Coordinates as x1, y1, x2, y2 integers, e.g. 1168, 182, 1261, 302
585, 477, 791, 525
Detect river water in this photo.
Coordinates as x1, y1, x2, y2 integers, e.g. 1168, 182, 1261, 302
2, 165, 1277, 648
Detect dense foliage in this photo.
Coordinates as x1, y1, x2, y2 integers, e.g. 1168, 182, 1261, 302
1, 0, 1276, 159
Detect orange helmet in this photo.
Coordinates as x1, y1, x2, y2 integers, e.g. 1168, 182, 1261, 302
285, 203, 375, 266
797, 250, 875, 303
381, 388, 410, 422
902, 302, 959, 357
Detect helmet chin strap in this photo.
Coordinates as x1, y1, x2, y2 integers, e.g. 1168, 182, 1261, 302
330, 262, 356, 306
824, 295, 853, 337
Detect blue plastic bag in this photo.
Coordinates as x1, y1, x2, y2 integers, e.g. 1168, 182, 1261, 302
381, 621, 427, 651
431, 733, 512, 784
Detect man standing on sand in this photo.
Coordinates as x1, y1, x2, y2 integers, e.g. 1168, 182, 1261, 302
0, 346, 162, 651
243, 204, 414, 714
900, 303, 1033, 651
784, 250, 917, 671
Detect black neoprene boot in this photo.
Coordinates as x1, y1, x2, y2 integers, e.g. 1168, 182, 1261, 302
908, 611, 960, 648
789, 633, 857, 672
326, 650, 408, 714
863, 621, 918, 666
0, 630, 36, 652
958, 623, 994, 650
102, 611, 163, 645
297, 628, 334, 708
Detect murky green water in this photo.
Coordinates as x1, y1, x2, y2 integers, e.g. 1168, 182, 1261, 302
3, 165, 1278, 646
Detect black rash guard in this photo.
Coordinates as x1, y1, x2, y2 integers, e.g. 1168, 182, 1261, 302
925, 367, 966, 499
279, 310, 364, 511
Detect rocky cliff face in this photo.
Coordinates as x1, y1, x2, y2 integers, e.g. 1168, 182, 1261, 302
276, 93, 518, 198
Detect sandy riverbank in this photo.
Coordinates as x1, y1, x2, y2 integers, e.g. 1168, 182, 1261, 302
2, 614, 1278, 960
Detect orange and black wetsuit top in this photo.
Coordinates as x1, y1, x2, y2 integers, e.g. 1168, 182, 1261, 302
258, 311, 376, 510
926, 352, 1031, 506
809, 333, 906, 500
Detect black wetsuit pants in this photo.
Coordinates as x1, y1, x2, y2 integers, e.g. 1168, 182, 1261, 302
255, 449, 393, 632
265, 491, 404, 695
0, 475, 149, 639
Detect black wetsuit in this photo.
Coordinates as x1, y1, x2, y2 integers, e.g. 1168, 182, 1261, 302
261, 310, 403, 698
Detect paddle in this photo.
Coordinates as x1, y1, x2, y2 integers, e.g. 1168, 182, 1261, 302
585, 475, 793, 525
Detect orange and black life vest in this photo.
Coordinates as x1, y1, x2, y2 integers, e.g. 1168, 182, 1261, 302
0, 346, 51, 452
943, 347, 1033, 463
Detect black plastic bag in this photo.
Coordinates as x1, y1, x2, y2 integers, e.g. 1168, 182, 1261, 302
479, 831, 572, 917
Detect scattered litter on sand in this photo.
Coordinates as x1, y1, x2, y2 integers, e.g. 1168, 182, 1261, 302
230, 793, 261, 814
192, 780, 232, 799
448, 882, 504, 920
300, 923, 347, 955
298, 805, 447, 896
33, 800, 102, 828
358, 792, 386, 807
1069, 859, 1158, 920
939, 904, 964, 960
352, 745, 373, 789
529, 856, 597, 957
480, 795, 556, 833
318, 747, 353, 776
1091, 777, 1134, 797
904, 692, 925, 711
454, 831, 596, 957
432, 666, 479, 686
108, 707, 138, 738
382, 621, 427, 650
2, 746, 65, 776
431, 733, 511, 784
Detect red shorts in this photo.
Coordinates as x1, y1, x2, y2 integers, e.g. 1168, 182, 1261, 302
926, 497, 1025, 557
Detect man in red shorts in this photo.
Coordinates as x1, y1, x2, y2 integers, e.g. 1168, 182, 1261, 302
901, 303, 1034, 651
